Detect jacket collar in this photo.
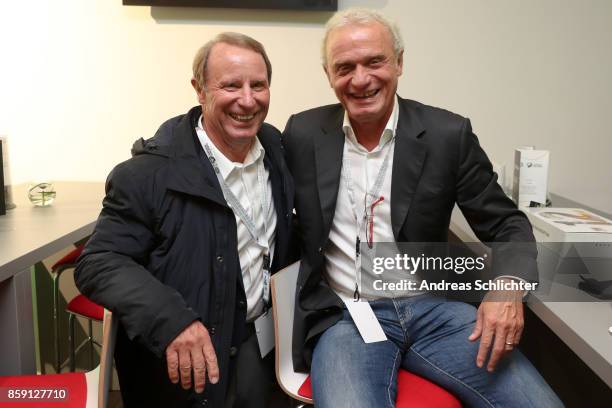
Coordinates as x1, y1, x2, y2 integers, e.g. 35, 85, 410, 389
313, 96, 427, 241
165, 106, 228, 207
390, 98, 427, 238
314, 106, 345, 242
162, 107, 292, 220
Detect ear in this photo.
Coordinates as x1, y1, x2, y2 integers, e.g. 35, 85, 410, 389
191, 78, 206, 105
396, 50, 404, 77
323, 64, 333, 88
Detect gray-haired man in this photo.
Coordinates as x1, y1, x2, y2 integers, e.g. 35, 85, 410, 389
283, 8, 562, 407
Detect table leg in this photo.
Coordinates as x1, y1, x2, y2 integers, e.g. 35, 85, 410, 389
0, 268, 37, 375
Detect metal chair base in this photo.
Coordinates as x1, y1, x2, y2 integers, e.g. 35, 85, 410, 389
68, 311, 101, 372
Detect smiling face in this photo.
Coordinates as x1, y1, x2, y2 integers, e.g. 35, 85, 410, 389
192, 42, 270, 161
324, 22, 403, 129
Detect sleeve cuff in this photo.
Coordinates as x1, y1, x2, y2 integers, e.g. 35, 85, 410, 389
145, 307, 200, 358
493, 275, 530, 297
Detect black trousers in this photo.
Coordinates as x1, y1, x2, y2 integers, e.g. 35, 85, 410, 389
116, 318, 294, 408
116, 322, 288, 408
225, 322, 287, 408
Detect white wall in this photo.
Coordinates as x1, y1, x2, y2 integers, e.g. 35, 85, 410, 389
1, 0, 610, 213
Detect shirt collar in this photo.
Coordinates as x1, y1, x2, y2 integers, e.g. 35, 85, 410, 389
195, 115, 265, 180
342, 96, 399, 151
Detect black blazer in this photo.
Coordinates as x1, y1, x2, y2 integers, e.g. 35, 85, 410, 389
282, 97, 536, 372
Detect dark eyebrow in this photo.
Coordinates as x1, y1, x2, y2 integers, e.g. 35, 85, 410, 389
333, 53, 387, 71
220, 79, 240, 86
369, 54, 387, 61
333, 61, 353, 71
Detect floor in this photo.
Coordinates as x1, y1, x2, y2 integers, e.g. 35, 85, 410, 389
106, 387, 302, 407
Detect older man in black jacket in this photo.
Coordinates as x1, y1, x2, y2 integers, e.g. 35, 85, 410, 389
283, 8, 561, 408
75, 33, 293, 408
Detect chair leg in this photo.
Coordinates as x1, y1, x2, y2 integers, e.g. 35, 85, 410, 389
88, 319, 94, 370
52, 273, 60, 373
290, 398, 309, 408
68, 313, 76, 372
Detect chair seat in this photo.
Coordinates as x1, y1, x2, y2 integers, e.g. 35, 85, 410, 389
298, 369, 462, 407
52, 245, 85, 270
0, 372, 86, 408
67, 295, 104, 321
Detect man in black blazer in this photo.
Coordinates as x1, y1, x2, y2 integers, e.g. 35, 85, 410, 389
283, 8, 561, 408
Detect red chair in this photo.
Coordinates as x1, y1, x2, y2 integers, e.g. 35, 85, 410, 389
51, 244, 104, 372
0, 310, 118, 408
271, 262, 462, 407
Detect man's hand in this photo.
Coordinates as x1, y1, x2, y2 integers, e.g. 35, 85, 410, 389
468, 279, 525, 372
165, 321, 219, 393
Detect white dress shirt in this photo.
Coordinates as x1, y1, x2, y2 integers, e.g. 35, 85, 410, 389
196, 116, 276, 321
325, 99, 402, 300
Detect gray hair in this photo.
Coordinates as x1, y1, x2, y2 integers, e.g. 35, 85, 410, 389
321, 8, 404, 66
192, 32, 272, 89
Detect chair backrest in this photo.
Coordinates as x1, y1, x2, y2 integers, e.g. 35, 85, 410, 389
97, 309, 118, 408
271, 261, 312, 403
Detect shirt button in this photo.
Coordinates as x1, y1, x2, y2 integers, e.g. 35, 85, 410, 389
318, 247, 323, 253
201, 399, 207, 405
209, 327, 216, 336
216, 255, 223, 263
238, 300, 246, 310
229, 346, 238, 357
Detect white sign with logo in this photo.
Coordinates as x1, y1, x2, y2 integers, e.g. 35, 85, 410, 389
512, 147, 550, 207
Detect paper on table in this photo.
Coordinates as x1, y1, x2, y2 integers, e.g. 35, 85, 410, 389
532, 208, 612, 233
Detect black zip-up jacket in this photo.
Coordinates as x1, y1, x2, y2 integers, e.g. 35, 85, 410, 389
75, 106, 294, 407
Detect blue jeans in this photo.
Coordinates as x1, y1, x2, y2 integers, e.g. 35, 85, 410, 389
311, 295, 562, 408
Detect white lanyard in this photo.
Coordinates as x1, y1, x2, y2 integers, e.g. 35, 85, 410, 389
341, 136, 394, 300
203, 143, 272, 307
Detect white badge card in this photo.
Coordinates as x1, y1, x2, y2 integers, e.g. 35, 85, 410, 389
343, 299, 387, 343
254, 310, 275, 358
262, 268, 271, 306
